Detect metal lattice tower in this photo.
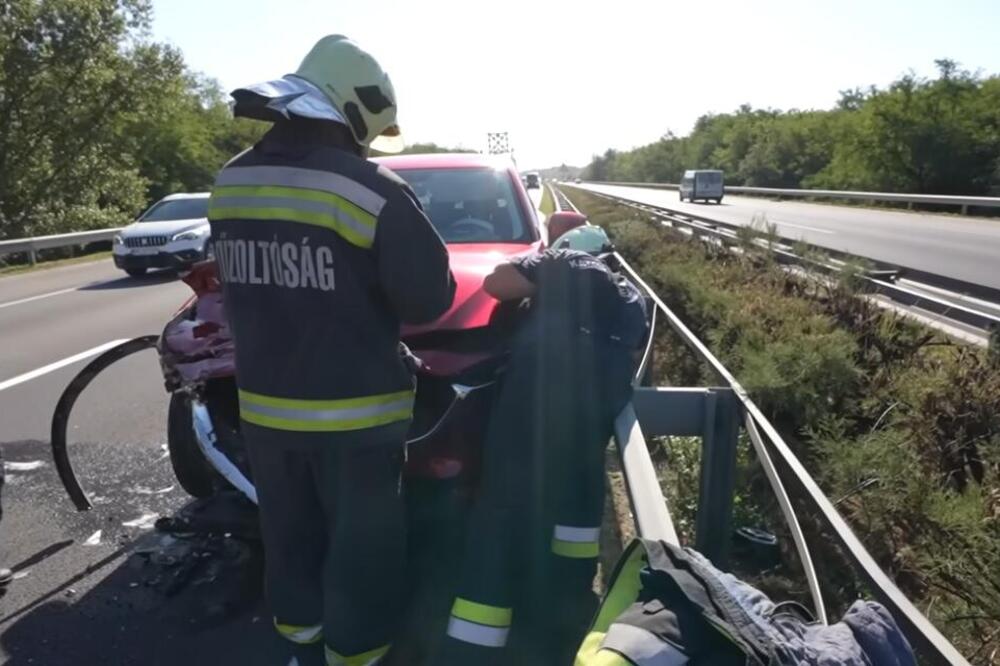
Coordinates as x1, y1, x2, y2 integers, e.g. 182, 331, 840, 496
486, 132, 511, 155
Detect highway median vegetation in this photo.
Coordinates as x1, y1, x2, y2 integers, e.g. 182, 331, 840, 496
563, 187, 1000, 661
583, 60, 1000, 200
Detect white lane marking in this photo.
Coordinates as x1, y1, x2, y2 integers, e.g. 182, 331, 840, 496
0, 287, 78, 310
4, 460, 46, 472
0, 338, 129, 393
768, 219, 836, 235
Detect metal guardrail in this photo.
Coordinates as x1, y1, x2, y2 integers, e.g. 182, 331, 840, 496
555, 184, 970, 665
583, 180, 1000, 214
571, 186, 1000, 339
0, 228, 120, 264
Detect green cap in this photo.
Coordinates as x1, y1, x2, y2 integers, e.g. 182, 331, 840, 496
550, 225, 614, 255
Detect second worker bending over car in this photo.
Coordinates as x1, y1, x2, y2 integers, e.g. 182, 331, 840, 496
435, 224, 648, 665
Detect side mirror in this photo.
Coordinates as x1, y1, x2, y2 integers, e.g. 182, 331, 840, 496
546, 211, 588, 245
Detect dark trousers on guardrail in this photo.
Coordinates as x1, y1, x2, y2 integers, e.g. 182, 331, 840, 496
434, 333, 635, 665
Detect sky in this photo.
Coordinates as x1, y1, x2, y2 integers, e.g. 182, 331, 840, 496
151, 0, 1000, 170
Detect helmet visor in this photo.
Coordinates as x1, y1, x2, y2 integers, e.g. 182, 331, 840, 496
371, 126, 405, 153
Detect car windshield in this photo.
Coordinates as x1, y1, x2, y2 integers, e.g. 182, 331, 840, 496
394, 168, 532, 243
140, 198, 208, 222
698, 172, 723, 185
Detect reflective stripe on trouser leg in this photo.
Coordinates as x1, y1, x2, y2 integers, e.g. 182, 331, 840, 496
275, 619, 323, 644
324, 643, 390, 666
446, 597, 512, 648
551, 525, 601, 558
238, 389, 414, 432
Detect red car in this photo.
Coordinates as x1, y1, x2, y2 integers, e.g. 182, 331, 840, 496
156, 153, 585, 500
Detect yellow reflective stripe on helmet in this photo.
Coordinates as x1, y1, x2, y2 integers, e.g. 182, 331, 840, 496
239, 389, 412, 411
274, 619, 323, 644
325, 643, 390, 666
450, 598, 512, 628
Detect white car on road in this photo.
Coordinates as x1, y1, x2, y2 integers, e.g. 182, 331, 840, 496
113, 193, 212, 277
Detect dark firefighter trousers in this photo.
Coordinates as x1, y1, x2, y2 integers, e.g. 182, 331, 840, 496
245, 426, 406, 662
438, 332, 636, 665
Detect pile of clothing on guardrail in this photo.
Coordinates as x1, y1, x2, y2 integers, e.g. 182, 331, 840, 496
576, 538, 915, 665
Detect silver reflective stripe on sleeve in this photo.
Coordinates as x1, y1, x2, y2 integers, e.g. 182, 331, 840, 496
601, 623, 689, 666
446, 617, 510, 648
552, 524, 601, 558
216, 166, 387, 216
554, 525, 602, 542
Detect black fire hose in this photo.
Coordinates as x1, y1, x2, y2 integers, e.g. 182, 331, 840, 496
50, 335, 161, 511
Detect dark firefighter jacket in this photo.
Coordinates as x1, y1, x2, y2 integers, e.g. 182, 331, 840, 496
208, 122, 455, 445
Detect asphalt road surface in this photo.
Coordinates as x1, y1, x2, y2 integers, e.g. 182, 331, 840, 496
0, 260, 293, 665
574, 183, 1000, 291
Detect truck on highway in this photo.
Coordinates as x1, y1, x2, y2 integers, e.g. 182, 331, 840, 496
524, 172, 541, 189
679, 169, 725, 203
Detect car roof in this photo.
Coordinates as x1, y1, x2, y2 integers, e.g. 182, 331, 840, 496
373, 152, 513, 171
160, 192, 211, 201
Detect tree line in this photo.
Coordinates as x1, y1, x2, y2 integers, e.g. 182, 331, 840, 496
0, 1, 483, 244
583, 60, 1000, 196
0, 0, 267, 241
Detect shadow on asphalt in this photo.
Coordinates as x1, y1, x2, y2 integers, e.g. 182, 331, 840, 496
80, 271, 179, 291
0, 494, 282, 666
0, 483, 471, 666
9, 539, 73, 573
0, 479, 578, 665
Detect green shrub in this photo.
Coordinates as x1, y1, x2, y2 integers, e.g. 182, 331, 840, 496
567, 187, 1000, 660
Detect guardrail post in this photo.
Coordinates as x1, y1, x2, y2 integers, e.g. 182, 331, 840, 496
961, 204, 968, 215
28, 245, 37, 266
694, 388, 740, 566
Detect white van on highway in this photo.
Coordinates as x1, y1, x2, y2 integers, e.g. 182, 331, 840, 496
113, 192, 211, 277
679, 170, 725, 203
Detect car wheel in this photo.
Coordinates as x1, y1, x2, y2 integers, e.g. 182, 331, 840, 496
125, 268, 147, 277
167, 392, 218, 498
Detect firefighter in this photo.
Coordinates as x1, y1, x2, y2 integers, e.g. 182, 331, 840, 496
435, 225, 647, 664
208, 35, 455, 666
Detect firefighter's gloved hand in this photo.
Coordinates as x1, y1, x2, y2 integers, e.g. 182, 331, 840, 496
399, 342, 426, 374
